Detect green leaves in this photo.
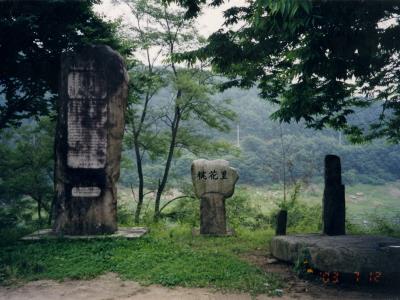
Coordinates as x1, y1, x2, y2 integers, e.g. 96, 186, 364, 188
0, 117, 54, 223
182, 0, 400, 143
0, 0, 132, 129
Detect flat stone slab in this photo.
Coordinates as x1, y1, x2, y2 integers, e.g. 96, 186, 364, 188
270, 234, 400, 274
21, 227, 148, 241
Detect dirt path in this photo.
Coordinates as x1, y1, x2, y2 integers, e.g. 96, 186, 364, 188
1, 270, 399, 300
0, 273, 297, 300
1, 252, 399, 300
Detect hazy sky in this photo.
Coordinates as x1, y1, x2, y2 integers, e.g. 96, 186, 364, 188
94, 0, 247, 37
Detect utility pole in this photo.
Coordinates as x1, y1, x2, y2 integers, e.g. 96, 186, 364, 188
236, 124, 240, 148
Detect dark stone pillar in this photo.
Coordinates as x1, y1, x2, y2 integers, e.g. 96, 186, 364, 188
323, 155, 346, 235
275, 210, 287, 235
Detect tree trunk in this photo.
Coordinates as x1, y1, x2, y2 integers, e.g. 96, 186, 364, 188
134, 194, 143, 224
37, 197, 42, 223
48, 194, 55, 226
154, 105, 181, 221
134, 138, 144, 224
132, 91, 151, 224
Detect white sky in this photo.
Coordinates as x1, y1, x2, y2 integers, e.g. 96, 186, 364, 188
94, 0, 247, 37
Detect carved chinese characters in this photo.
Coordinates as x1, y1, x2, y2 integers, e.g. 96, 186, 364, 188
67, 68, 107, 169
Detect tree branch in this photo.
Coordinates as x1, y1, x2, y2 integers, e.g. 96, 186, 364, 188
160, 195, 195, 213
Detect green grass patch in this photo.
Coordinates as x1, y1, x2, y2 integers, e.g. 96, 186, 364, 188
0, 225, 281, 295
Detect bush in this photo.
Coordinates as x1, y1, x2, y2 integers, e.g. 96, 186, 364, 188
117, 201, 134, 226
227, 189, 272, 230
372, 216, 400, 237
162, 199, 199, 226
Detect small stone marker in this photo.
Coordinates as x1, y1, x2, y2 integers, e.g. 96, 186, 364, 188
323, 155, 345, 235
275, 210, 287, 236
53, 45, 128, 235
191, 159, 239, 235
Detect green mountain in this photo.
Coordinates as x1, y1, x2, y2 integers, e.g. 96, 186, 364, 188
120, 87, 400, 187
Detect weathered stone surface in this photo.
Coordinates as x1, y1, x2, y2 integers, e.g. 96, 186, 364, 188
270, 234, 400, 274
199, 193, 227, 235
53, 45, 128, 235
323, 155, 345, 235
191, 159, 239, 235
191, 159, 239, 198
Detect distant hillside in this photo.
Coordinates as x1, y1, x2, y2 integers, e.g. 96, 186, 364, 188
121, 86, 400, 187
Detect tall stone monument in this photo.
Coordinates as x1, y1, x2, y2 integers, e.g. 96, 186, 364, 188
191, 159, 239, 235
323, 154, 346, 235
53, 45, 128, 235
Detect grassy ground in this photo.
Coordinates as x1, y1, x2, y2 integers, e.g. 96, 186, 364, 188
0, 225, 283, 296
239, 181, 399, 210
234, 182, 400, 226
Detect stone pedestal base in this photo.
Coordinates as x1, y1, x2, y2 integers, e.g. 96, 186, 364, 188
192, 227, 235, 237
21, 227, 148, 240
270, 234, 400, 274
200, 193, 226, 235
